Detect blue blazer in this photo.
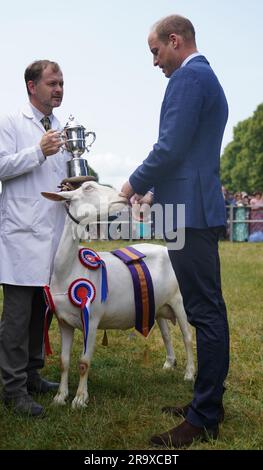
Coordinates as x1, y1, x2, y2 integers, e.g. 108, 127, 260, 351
129, 56, 228, 229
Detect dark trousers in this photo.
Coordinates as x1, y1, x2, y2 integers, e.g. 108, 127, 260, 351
168, 227, 229, 428
0, 285, 48, 398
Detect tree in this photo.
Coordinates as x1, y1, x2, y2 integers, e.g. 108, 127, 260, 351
220, 103, 263, 193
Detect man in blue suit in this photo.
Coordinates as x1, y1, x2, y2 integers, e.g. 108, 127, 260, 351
121, 14, 229, 447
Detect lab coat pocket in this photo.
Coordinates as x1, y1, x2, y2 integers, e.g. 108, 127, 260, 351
3, 197, 40, 234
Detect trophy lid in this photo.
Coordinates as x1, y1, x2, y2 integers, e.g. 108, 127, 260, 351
64, 114, 85, 130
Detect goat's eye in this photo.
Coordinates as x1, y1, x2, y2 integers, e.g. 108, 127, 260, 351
83, 184, 94, 191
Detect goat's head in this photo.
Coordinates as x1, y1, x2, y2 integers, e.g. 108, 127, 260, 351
42, 181, 129, 225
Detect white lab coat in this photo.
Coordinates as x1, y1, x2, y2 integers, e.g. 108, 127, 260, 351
0, 104, 68, 286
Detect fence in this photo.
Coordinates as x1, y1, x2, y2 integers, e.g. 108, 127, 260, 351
227, 205, 263, 242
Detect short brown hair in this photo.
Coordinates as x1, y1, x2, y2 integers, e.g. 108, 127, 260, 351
24, 60, 61, 95
152, 14, 196, 44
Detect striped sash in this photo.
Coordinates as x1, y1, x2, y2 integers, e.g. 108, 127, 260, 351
111, 246, 155, 337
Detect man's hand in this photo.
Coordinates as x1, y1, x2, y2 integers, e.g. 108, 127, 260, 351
120, 181, 135, 200
40, 130, 63, 157
58, 182, 75, 191
130, 191, 153, 206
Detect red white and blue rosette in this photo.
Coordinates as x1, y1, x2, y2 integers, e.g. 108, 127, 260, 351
68, 278, 96, 353
78, 248, 108, 303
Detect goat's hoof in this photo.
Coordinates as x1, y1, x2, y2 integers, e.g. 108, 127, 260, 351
53, 392, 68, 405
183, 369, 195, 381
163, 359, 177, 370
71, 396, 89, 409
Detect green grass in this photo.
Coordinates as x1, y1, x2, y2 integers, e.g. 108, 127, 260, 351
0, 241, 262, 450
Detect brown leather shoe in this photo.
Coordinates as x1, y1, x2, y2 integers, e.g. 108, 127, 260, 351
150, 420, 219, 448
162, 402, 225, 423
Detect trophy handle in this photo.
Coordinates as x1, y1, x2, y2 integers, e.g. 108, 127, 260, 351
59, 130, 67, 152
85, 131, 96, 151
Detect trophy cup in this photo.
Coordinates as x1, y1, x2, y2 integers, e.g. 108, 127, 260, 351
62, 115, 96, 177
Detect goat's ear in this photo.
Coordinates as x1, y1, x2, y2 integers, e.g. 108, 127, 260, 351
41, 191, 73, 201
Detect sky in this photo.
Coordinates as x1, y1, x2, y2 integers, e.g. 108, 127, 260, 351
1, 0, 262, 189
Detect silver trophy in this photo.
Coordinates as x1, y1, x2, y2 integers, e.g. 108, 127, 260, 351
62, 115, 96, 177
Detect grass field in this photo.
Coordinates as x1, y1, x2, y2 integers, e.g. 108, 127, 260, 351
0, 241, 262, 450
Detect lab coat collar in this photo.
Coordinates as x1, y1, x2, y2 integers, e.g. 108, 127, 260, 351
22, 103, 61, 132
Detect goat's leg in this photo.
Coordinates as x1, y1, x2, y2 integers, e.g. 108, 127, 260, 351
71, 318, 98, 409
169, 293, 195, 381
53, 322, 74, 405
157, 317, 177, 370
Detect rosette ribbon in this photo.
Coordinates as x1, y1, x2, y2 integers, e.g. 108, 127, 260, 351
43, 285, 56, 355
78, 248, 108, 303
68, 278, 96, 353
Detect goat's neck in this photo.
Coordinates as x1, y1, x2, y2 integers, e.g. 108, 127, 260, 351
52, 217, 80, 277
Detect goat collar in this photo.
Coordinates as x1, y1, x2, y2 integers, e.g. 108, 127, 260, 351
65, 203, 122, 225
65, 204, 80, 225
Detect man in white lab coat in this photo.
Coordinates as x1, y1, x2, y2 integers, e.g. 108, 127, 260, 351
0, 60, 67, 416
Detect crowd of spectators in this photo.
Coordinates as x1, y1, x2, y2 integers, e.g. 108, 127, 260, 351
222, 187, 263, 241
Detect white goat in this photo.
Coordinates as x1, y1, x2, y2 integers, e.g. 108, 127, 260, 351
42, 181, 195, 408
